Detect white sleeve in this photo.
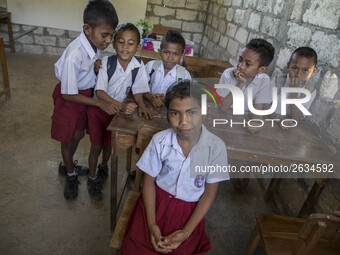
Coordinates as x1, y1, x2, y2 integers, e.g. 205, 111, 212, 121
60, 55, 80, 95
94, 57, 109, 93
184, 69, 191, 80
254, 76, 271, 104
132, 61, 150, 94
136, 137, 163, 178
206, 139, 229, 183
145, 60, 154, 84
216, 67, 235, 97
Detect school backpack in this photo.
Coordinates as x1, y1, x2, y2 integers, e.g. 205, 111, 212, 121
106, 54, 142, 85
148, 60, 185, 85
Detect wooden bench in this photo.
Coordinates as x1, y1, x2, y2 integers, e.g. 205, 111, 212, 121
0, 35, 10, 99
110, 127, 160, 251
152, 24, 181, 41
183, 55, 232, 78
244, 213, 340, 255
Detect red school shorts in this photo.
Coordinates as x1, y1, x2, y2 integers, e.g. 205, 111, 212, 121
51, 83, 93, 142
87, 105, 114, 147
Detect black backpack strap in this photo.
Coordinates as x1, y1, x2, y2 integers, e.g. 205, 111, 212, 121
107, 54, 118, 82
131, 56, 142, 86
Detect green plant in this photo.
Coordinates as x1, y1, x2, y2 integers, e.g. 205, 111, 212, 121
135, 18, 154, 35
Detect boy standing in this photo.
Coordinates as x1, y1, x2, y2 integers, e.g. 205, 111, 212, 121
143, 30, 191, 107
51, 0, 119, 200
269, 47, 317, 129
217, 38, 275, 133
87, 23, 151, 200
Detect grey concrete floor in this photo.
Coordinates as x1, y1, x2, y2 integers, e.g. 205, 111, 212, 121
0, 53, 338, 255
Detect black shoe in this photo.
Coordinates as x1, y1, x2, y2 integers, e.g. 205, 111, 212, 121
58, 160, 89, 176
87, 178, 103, 201
96, 164, 109, 184
64, 175, 80, 200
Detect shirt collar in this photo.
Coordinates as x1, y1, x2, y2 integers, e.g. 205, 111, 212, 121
160, 125, 208, 152
116, 56, 142, 72
158, 62, 177, 78
80, 30, 99, 60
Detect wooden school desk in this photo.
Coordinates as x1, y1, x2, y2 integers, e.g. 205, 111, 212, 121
107, 106, 339, 229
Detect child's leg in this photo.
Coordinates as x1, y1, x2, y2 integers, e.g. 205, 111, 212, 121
100, 145, 111, 166
88, 143, 103, 178
61, 130, 85, 173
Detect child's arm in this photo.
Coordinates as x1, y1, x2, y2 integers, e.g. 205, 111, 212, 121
221, 70, 247, 112
134, 93, 154, 119
143, 174, 172, 253
62, 94, 119, 115
160, 182, 219, 250
144, 93, 165, 107
96, 90, 122, 113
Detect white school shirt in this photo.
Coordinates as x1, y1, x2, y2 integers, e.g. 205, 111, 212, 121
272, 74, 316, 116
217, 67, 271, 111
137, 125, 229, 202
94, 56, 149, 102
145, 60, 191, 94
55, 31, 100, 94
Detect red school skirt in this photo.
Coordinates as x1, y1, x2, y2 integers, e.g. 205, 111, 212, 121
121, 185, 211, 255
51, 83, 93, 142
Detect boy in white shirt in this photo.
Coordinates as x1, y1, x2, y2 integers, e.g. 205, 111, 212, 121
86, 23, 151, 200
217, 38, 275, 133
269, 47, 317, 129
144, 30, 191, 107
51, 0, 118, 200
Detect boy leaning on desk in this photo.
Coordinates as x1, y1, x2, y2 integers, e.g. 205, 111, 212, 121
216, 38, 275, 133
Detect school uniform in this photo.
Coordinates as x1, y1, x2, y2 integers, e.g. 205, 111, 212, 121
217, 67, 271, 111
145, 60, 191, 95
51, 31, 99, 142
271, 74, 316, 117
87, 56, 149, 146
121, 125, 229, 255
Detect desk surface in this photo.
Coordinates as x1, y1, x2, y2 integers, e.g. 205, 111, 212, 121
108, 106, 339, 168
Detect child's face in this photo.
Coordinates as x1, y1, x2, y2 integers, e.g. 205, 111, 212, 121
168, 96, 202, 142
160, 42, 184, 72
83, 23, 115, 51
287, 54, 317, 87
236, 48, 267, 78
113, 29, 139, 63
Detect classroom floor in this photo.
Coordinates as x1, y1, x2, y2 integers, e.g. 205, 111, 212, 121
0, 53, 339, 255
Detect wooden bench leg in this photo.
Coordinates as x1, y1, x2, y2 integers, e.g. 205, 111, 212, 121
297, 179, 326, 218
0, 36, 10, 99
243, 224, 260, 255
6, 13, 15, 53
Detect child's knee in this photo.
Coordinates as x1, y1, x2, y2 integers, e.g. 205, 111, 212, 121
74, 130, 85, 141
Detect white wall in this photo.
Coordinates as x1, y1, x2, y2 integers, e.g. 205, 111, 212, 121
7, 0, 147, 31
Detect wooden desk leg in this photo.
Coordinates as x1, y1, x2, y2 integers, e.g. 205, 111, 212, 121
264, 178, 281, 201
243, 223, 260, 255
297, 179, 327, 218
0, 36, 10, 98
7, 14, 15, 53
111, 154, 118, 230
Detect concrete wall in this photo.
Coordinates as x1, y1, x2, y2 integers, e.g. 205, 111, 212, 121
145, 0, 209, 54
6, 0, 147, 31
